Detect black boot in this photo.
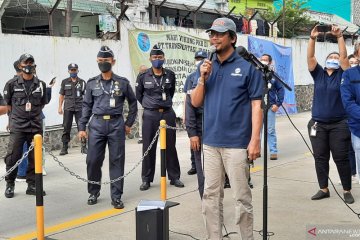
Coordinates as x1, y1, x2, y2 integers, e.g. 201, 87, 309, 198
5, 182, 15, 198
60, 142, 68, 156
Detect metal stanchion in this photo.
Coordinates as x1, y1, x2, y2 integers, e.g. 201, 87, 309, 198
160, 120, 167, 201
34, 134, 44, 240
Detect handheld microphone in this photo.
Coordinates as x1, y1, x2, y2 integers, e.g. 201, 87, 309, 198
208, 45, 217, 61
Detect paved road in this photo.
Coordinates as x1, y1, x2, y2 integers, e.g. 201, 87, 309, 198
0, 111, 359, 240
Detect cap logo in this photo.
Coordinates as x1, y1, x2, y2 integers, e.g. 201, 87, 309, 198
72, 64, 76, 67
25, 54, 31, 58
212, 19, 226, 27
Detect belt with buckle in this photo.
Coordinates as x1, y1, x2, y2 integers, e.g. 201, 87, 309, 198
94, 114, 120, 120
145, 107, 170, 113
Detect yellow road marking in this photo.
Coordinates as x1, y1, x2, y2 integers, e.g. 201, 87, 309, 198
304, 152, 313, 157
10, 208, 123, 240
250, 165, 263, 173
10, 166, 263, 240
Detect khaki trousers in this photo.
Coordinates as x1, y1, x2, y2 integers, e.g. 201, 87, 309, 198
202, 145, 253, 240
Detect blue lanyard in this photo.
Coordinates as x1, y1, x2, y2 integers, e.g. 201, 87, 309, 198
100, 80, 114, 97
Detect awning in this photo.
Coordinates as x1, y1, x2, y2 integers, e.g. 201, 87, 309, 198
4, 0, 120, 15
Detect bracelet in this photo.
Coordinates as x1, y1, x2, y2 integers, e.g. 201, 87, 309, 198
310, 36, 316, 40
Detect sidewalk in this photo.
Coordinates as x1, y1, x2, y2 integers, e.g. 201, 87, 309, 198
0, 111, 359, 240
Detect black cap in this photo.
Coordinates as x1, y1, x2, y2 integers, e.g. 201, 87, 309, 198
97, 46, 114, 58
195, 50, 207, 59
68, 63, 79, 70
13, 60, 21, 73
19, 53, 34, 63
150, 44, 164, 56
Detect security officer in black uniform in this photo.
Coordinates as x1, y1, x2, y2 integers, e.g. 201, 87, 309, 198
78, 46, 137, 209
184, 50, 207, 198
0, 94, 7, 115
3, 54, 47, 198
136, 44, 184, 191
59, 63, 86, 155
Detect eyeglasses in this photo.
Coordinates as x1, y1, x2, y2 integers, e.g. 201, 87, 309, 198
208, 31, 228, 38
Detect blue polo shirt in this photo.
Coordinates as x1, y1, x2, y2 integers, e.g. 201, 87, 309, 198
310, 64, 347, 123
341, 66, 360, 138
184, 72, 197, 92
201, 50, 263, 148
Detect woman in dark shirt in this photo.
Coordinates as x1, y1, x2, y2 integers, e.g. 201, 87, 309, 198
307, 25, 354, 204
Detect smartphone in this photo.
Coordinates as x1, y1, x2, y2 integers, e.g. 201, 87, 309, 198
317, 24, 332, 32
49, 77, 56, 85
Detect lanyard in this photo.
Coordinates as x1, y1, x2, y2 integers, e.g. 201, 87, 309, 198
152, 75, 164, 90
100, 80, 114, 97
21, 83, 31, 100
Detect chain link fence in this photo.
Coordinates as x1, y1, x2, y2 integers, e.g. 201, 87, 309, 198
47, 128, 161, 185
0, 142, 34, 182
0, 125, 182, 185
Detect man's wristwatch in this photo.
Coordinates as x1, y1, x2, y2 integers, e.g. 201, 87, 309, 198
198, 78, 205, 86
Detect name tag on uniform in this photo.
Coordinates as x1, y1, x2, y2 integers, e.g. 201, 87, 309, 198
110, 97, 115, 108
77, 90, 80, 97
25, 101, 32, 112
162, 92, 166, 101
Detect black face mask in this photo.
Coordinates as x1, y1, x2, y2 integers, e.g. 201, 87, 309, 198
98, 62, 112, 73
21, 65, 35, 75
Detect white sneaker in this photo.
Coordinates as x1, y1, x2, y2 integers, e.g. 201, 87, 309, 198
16, 176, 26, 182
42, 167, 47, 176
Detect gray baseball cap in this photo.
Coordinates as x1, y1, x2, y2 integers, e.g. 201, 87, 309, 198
206, 17, 236, 33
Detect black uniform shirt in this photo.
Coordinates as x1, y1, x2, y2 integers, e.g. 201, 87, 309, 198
135, 68, 176, 109
59, 77, 86, 111
3, 75, 47, 133
78, 73, 138, 131
0, 93, 6, 106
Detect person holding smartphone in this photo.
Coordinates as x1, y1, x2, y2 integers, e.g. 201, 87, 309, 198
307, 24, 354, 204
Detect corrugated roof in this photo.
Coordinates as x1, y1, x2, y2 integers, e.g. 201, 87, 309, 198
154, 0, 229, 14
35, 0, 120, 15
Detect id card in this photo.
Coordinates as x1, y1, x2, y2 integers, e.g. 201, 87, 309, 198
162, 92, 166, 101
110, 97, 115, 108
77, 90, 80, 97
25, 102, 32, 112
310, 122, 317, 137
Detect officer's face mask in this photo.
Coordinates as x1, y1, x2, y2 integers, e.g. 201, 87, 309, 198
195, 60, 202, 66
325, 59, 340, 70
98, 61, 112, 73
20, 64, 36, 75
70, 72, 78, 78
151, 59, 164, 69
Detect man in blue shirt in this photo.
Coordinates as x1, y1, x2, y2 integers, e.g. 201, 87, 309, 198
184, 50, 207, 197
260, 54, 285, 160
183, 50, 207, 176
341, 65, 360, 185
191, 18, 263, 240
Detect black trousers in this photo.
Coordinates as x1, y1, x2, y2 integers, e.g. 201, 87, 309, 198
193, 140, 204, 198
141, 108, 181, 182
86, 116, 125, 200
4, 131, 42, 184
62, 110, 82, 143
308, 119, 352, 191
